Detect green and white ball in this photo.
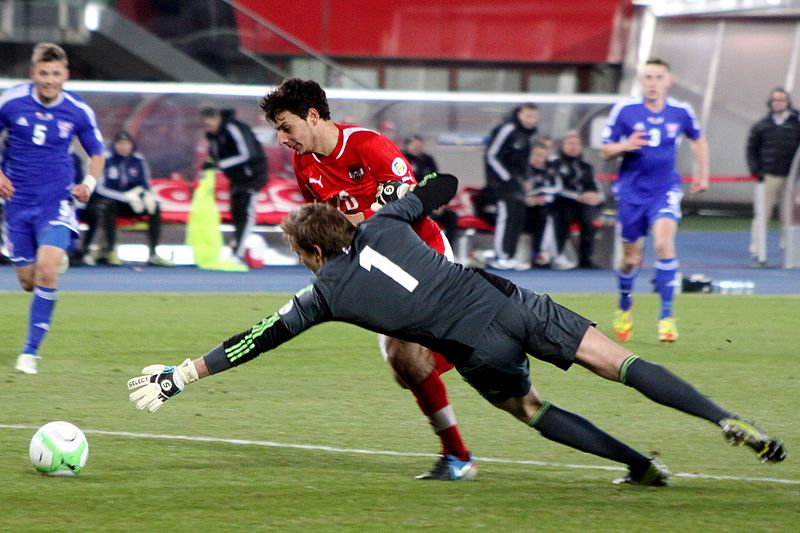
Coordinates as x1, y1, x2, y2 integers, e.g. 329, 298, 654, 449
29, 421, 89, 476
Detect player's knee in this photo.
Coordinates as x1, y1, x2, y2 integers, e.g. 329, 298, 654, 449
384, 340, 435, 385
20, 279, 35, 292
34, 267, 58, 287
653, 240, 674, 258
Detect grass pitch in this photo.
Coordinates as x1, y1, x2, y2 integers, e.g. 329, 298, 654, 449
1, 292, 798, 532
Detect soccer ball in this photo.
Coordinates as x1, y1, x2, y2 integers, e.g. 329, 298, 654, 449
29, 421, 89, 476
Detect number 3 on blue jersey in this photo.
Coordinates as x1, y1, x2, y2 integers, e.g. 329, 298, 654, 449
359, 245, 419, 292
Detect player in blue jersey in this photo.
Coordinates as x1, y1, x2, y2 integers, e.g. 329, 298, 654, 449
0, 43, 105, 374
600, 58, 709, 343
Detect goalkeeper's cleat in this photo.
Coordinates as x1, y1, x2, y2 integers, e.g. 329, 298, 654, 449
721, 417, 786, 463
613, 456, 670, 486
658, 317, 678, 342
613, 309, 634, 342
15, 353, 39, 375
415, 454, 478, 481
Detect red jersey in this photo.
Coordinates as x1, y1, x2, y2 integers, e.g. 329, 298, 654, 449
292, 123, 444, 251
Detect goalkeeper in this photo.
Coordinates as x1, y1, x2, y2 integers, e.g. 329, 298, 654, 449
79, 130, 172, 266
129, 173, 785, 485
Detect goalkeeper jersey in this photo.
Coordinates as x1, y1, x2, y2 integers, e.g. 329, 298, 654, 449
203, 179, 508, 374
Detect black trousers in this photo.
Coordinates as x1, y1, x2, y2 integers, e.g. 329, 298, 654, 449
82, 196, 162, 254
551, 197, 598, 265
494, 194, 526, 259
524, 204, 551, 256
229, 185, 259, 258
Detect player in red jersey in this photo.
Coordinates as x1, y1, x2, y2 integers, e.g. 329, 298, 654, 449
260, 79, 475, 480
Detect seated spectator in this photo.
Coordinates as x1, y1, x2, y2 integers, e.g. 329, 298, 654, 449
402, 134, 459, 245
550, 131, 603, 269
80, 130, 173, 266
521, 140, 560, 267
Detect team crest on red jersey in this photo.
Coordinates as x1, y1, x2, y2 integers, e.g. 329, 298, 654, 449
348, 167, 365, 181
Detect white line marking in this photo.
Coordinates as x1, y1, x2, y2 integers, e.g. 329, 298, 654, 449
2, 423, 797, 485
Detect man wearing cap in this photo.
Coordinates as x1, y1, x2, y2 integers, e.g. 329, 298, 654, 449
80, 130, 173, 266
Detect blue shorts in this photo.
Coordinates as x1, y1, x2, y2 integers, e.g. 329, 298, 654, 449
616, 188, 683, 243
4, 198, 78, 266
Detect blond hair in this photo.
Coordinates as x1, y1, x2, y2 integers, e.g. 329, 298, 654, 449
31, 42, 68, 67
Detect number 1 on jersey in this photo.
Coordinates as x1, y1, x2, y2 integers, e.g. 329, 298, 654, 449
359, 245, 419, 292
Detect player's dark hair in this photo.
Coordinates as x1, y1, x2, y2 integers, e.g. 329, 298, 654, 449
260, 78, 331, 122
280, 203, 355, 259
31, 42, 68, 67
198, 103, 220, 118
768, 87, 792, 109
645, 58, 671, 70
514, 102, 538, 115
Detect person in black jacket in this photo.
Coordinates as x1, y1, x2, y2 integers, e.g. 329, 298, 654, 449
746, 88, 800, 265
484, 104, 539, 270
200, 105, 268, 260
522, 140, 560, 267
550, 131, 603, 270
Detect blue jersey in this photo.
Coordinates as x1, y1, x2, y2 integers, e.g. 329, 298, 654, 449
96, 148, 152, 202
602, 96, 701, 204
0, 83, 104, 206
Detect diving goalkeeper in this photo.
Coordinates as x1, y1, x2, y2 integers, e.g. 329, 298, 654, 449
128, 173, 785, 486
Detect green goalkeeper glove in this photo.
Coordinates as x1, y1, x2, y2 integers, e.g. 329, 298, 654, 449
127, 358, 199, 413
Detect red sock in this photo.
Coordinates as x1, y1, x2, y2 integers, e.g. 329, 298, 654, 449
409, 371, 470, 461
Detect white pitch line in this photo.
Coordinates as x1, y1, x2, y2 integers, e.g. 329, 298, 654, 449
2, 423, 797, 485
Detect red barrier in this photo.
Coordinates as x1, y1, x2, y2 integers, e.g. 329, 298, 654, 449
152, 175, 306, 225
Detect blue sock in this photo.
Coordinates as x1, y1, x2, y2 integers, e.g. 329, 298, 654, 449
22, 286, 57, 356
654, 258, 679, 319
616, 268, 638, 311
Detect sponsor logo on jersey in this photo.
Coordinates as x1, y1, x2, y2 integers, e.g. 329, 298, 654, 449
108, 167, 119, 179
35, 111, 53, 121
308, 175, 324, 187
348, 167, 365, 181
128, 167, 139, 177
15, 116, 29, 127
633, 122, 645, 131
391, 157, 408, 177
666, 123, 680, 137
57, 120, 73, 138
646, 116, 664, 124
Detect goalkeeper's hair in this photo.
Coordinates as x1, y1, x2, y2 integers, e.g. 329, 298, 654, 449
260, 78, 331, 122
280, 203, 355, 259
31, 42, 68, 67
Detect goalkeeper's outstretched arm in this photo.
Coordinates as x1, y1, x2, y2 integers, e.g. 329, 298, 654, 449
127, 312, 296, 412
